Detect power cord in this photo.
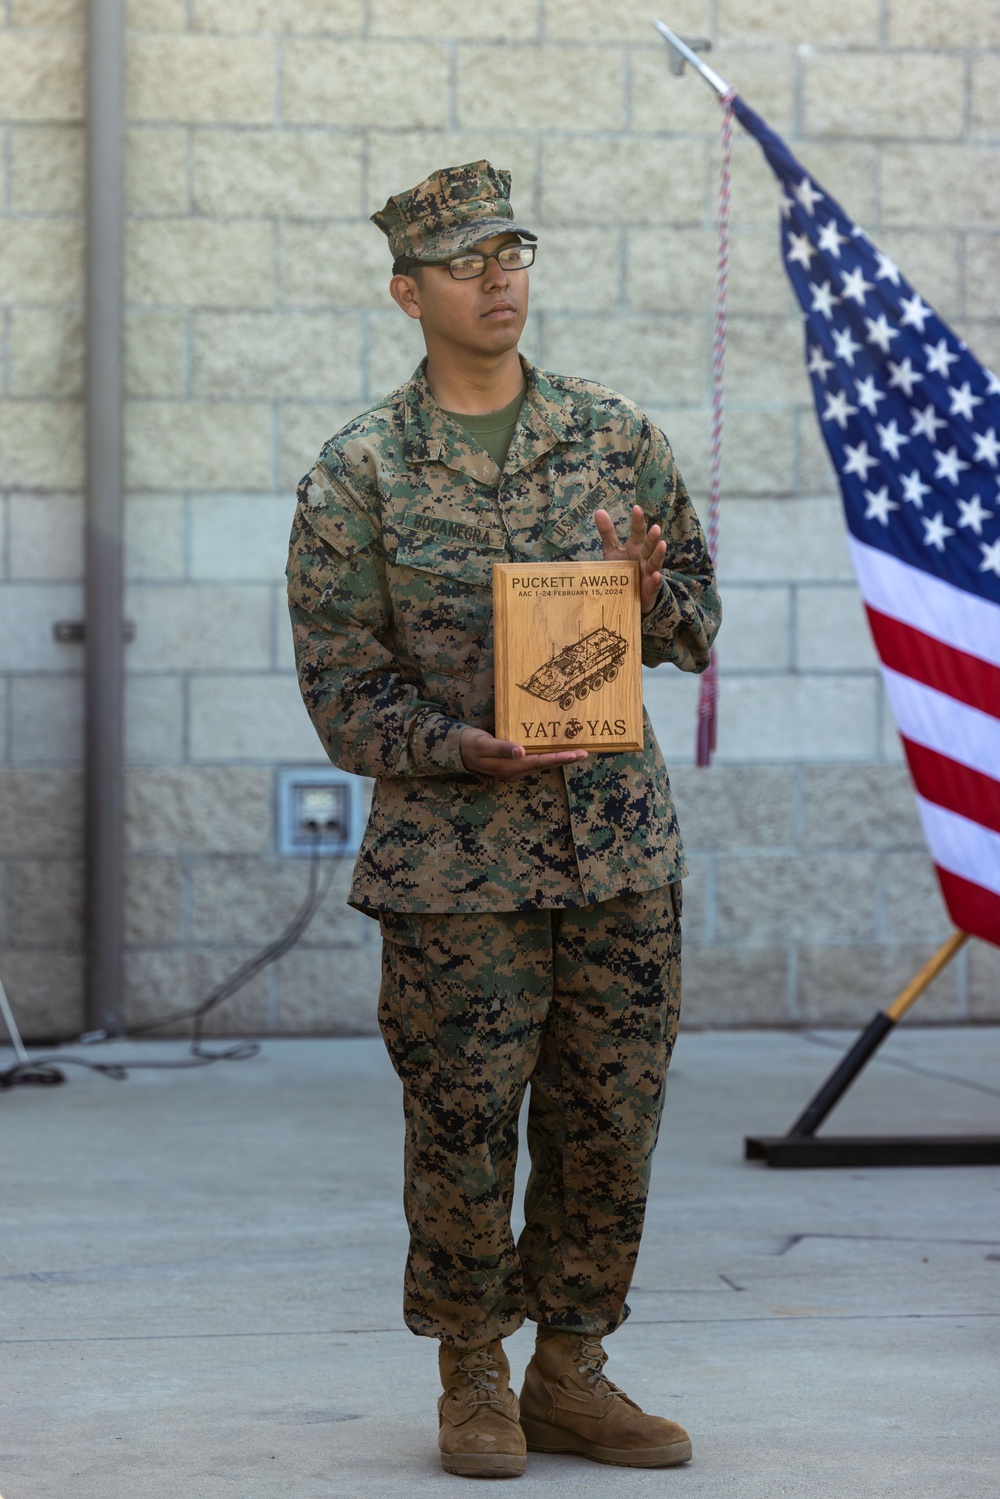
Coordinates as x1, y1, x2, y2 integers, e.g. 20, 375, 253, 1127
1, 836, 341, 1090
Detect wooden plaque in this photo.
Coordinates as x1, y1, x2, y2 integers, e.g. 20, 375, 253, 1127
492, 561, 643, 754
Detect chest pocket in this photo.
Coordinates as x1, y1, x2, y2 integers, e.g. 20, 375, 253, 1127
391, 536, 496, 682
545, 481, 632, 558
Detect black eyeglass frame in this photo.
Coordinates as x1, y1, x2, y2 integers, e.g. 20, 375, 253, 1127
393, 243, 537, 280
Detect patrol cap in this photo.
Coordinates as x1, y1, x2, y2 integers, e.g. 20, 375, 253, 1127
371, 160, 537, 269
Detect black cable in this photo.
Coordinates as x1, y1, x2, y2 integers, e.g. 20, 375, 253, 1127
1, 837, 341, 1090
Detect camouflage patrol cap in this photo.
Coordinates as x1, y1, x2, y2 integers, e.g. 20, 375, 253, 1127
371, 160, 536, 268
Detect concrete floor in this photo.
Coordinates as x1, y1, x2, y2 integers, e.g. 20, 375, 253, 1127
1, 1026, 999, 1499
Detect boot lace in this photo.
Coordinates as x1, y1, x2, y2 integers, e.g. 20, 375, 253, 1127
457, 1348, 503, 1411
575, 1338, 618, 1398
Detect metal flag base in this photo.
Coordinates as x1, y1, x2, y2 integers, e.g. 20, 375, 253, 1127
745, 931, 1000, 1168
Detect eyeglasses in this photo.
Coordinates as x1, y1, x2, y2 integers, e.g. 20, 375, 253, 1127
402, 243, 536, 280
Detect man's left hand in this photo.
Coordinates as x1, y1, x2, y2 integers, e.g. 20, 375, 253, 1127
594, 505, 667, 616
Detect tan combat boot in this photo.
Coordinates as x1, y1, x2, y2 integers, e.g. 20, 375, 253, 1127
518, 1331, 692, 1468
438, 1340, 527, 1479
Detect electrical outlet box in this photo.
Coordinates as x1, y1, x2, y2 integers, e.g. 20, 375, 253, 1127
276, 767, 364, 857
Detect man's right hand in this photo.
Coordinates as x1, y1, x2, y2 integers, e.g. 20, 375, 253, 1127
460, 727, 588, 780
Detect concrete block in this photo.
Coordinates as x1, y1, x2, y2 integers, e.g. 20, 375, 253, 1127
0, 950, 83, 1039
0, 679, 7, 762
879, 682, 906, 765
546, 0, 707, 42
8, 858, 83, 947
127, 36, 275, 123
0, 769, 83, 856
675, 857, 710, 945
719, 0, 880, 46
124, 494, 185, 580
188, 673, 328, 762
10, 676, 82, 765
802, 766, 923, 851
189, 494, 294, 581
716, 674, 880, 761
366, 131, 538, 219
0, 582, 83, 671
282, 40, 449, 127
9, 308, 84, 399
371, 0, 535, 38
193, 131, 363, 219
882, 850, 953, 942
680, 945, 792, 1028
125, 311, 187, 397
366, 311, 428, 405
9, 125, 84, 212
796, 584, 877, 672
525, 228, 620, 316
125, 583, 273, 670
273, 946, 381, 1035
873, 232, 961, 327
968, 939, 1000, 1021
541, 137, 708, 226
124, 856, 184, 946
280, 401, 371, 493
10, 0, 83, 19
126, 0, 187, 26
127, 219, 273, 309
125, 674, 185, 765
726, 315, 811, 407
542, 315, 708, 410
125, 766, 272, 855
975, 35, 1000, 132
639, 665, 701, 767
659, 406, 801, 500
966, 234, 1000, 321
0, 400, 83, 489
804, 52, 964, 141
632, 227, 793, 319
0, 221, 83, 305
717, 584, 790, 671
888, 0, 1000, 47
457, 44, 622, 131
883, 146, 1000, 230
798, 941, 959, 1025
192, 312, 362, 400
123, 948, 271, 1037
125, 401, 273, 491
126, 126, 189, 215
716, 852, 879, 944
8, 493, 83, 580
278, 224, 388, 310
719, 498, 854, 583
0, 32, 84, 121
671, 765, 796, 850
188, 856, 360, 945
631, 45, 795, 136
194, 0, 364, 30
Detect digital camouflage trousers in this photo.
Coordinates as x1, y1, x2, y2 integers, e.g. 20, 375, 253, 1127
377, 883, 682, 1349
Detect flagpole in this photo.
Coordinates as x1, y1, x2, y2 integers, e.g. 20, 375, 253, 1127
651, 21, 732, 97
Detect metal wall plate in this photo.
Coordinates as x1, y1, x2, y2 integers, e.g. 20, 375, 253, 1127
275, 767, 365, 858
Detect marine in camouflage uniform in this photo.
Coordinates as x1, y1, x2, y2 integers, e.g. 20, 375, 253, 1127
286, 160, 720, 1475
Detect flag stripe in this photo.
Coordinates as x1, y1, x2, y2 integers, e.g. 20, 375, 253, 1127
903, 739, 1000, 836
916, 797, 1000, 897
849, 536, 1000, 669
867, 608, 1000, 719
935, 868, 1000, 945
882, 667, 1000, 779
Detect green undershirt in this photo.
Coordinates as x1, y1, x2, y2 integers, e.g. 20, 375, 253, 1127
442, 386, 526, 472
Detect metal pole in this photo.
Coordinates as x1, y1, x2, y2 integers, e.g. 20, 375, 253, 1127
84, 0, 126, 1033
651, 20, 732, 97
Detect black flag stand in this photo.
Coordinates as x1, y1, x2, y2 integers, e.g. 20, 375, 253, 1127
746, 931, 1000, 1168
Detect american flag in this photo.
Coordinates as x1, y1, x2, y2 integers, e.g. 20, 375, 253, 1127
733, 96, 1000, 947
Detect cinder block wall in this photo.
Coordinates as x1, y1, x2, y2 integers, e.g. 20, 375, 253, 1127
1, 0, 998, 1039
